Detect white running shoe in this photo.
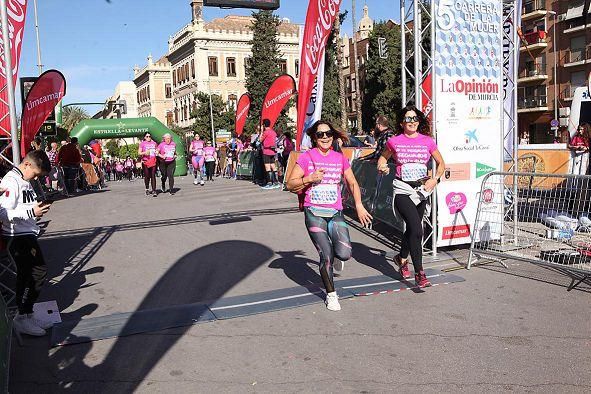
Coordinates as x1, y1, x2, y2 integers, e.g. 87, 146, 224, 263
325, 292, 341, 311
200, 181, 205, 186
193, 179, 199, 185
13, 313, 46, 336
333, 258, 344, 273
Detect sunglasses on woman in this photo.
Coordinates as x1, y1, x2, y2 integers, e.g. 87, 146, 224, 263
314, 130, 334, 139
403, 116, 420, 123
145, 135, 151, 138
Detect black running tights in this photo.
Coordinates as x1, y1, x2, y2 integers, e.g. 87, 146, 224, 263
394, 194, 427, 273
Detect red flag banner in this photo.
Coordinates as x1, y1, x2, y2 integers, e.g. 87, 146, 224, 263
20, 69, 66, 157
422, 72, 433, 121
296, 0, 341, 149
235, 93, 251, 136
261, 74, 295, 128
0, 0, 28, 136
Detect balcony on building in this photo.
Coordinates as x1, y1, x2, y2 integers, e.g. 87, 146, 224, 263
560, 85, 578, 102
522, 0, 547, 21
562, 1, 591, 34
518, 62, 548, 83
518, 95, 548, 113
520, 30, 548, 52
563, 46, 591, 67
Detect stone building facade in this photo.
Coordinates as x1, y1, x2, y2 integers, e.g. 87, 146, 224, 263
133, 55, 174, 126
168, 0, 300, 129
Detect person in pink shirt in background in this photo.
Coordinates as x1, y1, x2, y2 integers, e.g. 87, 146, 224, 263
287, 120, 372, 312
157, 133, 177, 195
260, 119, 280, 189
203, 141, 217, 182
138, 132, 158, 196
189, 133, 206, 186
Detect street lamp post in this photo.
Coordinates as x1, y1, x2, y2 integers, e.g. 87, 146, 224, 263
33, 0, 43, 75
200, 47, 216, 148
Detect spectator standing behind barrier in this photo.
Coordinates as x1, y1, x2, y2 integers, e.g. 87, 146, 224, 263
366, 115, 395, 161
138, 132, 158, 196
157, 133, 177, 195
377, 104, 445, 288
251, 125, 265, 185
46, 142, 59, 190
568, 124, 590, 175
57, 137, 82, 194
261, 119, 279, 189
0, 151, 53, 336
287, 121, 372, 311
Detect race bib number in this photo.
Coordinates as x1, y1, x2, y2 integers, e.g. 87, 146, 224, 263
148, 148, 156, 157
310, 184, 339, 205
401, 163, 428, 182
165, 149, 175, 159
195, 149, 204, 156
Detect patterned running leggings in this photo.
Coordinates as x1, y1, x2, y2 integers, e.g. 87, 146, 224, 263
304, 208, 352, 293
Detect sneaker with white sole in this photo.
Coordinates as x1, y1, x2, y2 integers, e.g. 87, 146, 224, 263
325, 292, 341, 311
333, 258, 344, 273
31, 315, 54, 330
13, 313, 46, 336
193, 179, 199, 185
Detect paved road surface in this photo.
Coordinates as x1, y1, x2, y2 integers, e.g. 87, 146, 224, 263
9, 176, 591, 392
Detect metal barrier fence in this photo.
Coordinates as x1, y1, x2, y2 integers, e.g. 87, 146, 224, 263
468, 171, 591, 291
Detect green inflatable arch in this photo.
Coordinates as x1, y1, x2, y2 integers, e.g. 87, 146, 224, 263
70, 117, 187, 176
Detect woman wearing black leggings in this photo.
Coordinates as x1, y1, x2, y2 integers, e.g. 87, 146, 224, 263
378, 104, 445, 288
287, 120, 372, 311
157, 133, 177, 195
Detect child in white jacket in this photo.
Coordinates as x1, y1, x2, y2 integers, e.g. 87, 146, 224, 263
0, 150, 52, 336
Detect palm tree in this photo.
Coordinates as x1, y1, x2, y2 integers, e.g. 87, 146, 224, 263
61, 105, 89, 132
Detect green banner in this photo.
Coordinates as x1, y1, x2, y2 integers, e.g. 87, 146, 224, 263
236, 151, 254, 178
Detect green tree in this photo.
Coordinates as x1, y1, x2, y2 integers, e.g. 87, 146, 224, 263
362, 21, 403, 131
191, 92, 235, 141
244, 10, 289, 136
61, 106, 89, 132
105, 139, 120, 158
321, 12, 348, 126
119, 143, 139, 160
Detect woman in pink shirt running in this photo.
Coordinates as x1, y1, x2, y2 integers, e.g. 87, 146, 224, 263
287, 120, 372, 312
378, 104, 445, 288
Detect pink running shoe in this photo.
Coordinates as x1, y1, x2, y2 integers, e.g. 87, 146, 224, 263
415, 271, 432, 288
394, 255, 412, 279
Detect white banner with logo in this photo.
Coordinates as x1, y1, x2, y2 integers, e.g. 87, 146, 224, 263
434, 0, 504, 247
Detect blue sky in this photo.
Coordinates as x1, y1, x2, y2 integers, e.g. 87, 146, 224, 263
18, 0, 399, 114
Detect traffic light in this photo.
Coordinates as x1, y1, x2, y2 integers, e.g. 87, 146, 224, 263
378, 37, 388, 59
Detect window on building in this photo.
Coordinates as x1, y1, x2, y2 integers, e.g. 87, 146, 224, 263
228, 94, 238, 110
185, 63, 190, 81
295, 60, 299, 77
571, 70, 586, 90
351, 76, 356, 92
192, 101, 198, 116
184, 105, 188, 120
208, 56, 218, 77
147, 88, 150, 101
137, 92, 140, 103
227, 57, 237, 77
174, 108, 179, 123
570, 36, 586, 62
165, 84, 172, 99
191, 59, 195, 79
173, 70, 177, 87
279, 59, 287, 74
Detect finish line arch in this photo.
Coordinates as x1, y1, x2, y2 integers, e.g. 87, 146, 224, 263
70, 117, 187, 176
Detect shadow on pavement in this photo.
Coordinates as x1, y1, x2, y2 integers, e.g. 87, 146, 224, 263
10, 240, 273, 391
268, 251, 324, 299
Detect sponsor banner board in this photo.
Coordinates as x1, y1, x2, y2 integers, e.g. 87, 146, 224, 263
434, 0, 504, 246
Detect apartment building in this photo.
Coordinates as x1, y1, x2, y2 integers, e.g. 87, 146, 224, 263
518, 0, 591, 143
133, 55, 174, 126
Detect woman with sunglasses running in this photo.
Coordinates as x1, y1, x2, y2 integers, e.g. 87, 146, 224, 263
138, 132, 158, 196
189, 133, 206, 186
287, 120, 373, 311
377, 104, 445, 288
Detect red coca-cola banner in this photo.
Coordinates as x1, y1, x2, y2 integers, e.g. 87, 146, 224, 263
296, 0, 342, 149
261, 74, 295, 128
21, 70, 66, 158
235, 93, 251, 136
422, 72, 432, 121
0, 0, 28, 136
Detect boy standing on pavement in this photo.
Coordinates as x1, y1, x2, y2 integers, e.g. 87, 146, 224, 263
0, 150, 53, 336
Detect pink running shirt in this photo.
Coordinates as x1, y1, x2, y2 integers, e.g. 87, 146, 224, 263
386, 133, 437, 180
158, 141, 176, 162
296, 148, 350, 211
139, 140, 157, 163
